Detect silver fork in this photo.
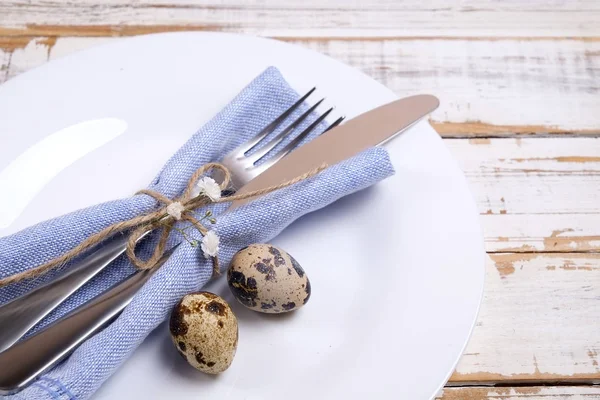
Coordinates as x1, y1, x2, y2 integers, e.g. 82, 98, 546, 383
222, 88, 343, 189
0, 88, 341, 357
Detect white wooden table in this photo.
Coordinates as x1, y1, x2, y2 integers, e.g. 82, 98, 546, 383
1, 1, 599, 398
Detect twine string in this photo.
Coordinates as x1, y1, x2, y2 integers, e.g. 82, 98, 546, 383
0, 162, 327, 288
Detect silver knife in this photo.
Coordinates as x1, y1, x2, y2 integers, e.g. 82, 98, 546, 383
0, 232, 140, 354
232, 94, 439, 207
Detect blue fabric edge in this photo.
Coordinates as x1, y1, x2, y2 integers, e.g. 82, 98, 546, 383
36, 375, 76, 400
32, 381, 61, 400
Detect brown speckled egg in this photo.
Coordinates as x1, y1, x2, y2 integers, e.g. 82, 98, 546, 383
227, 244, 311, 313
169, 292, 238, 374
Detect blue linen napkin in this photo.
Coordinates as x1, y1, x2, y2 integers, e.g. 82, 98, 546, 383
0, 67, 394, 399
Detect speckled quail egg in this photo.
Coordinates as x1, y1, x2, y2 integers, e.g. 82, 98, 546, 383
227, 244, 311, 313
169, 292, 238, 374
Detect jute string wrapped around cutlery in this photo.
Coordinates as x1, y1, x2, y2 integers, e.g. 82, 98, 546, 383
0, 162, 327, 288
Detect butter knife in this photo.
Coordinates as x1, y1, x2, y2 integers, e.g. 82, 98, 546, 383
233, 94, 439, 207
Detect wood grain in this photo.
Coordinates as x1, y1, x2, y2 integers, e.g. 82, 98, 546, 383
448, 138, 600, 253
1, 36, 599, 135
0, 0, 599, 38
482, 214, 600, 253
448, 137, 600, 383
450, 253, 600, 384
299, 39, 600, 135
438, 386, 600, 399
448, 138, 600, 215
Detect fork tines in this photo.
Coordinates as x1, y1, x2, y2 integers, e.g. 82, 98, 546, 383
236, 89, 343, 166
222, 88, 345, 189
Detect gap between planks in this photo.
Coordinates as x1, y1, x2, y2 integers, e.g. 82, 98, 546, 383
438, 385, 600, 399
436, 125, 600, 138
2, 29, 600, 42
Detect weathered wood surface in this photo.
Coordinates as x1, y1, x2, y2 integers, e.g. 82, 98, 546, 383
450, 138, 600, 385
449, 138, 600, 253
1, 1, 599, 397
454, 253, 600, 384
1, 36, 599, 135
0, 0, 599, 38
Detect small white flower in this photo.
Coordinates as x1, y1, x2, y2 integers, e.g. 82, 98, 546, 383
194, 177, 221, 201
166, 202, 185, 220
201, 231, 220, 258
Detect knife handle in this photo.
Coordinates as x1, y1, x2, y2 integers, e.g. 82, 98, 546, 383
0, 244, 177, 395
0, 268, 151, 395
0, 230, 155, 355
0, 233, 132, 354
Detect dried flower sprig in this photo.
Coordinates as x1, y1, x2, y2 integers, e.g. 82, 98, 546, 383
171, 209, 220, 256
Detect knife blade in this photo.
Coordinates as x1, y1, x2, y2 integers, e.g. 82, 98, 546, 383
231, 94, 439, 208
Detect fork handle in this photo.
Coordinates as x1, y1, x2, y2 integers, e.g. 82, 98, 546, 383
0, 232, 137, 354
0, 267, 155, 395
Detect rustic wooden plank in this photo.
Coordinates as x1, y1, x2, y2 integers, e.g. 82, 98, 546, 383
438, 386, 600, 399
448, 138, 600, 215
450, 253, 600, 384
299, 39, 600, 135
1, 36, 599, 135
449, 138, 600, 253
0, 0, 599, 38
482, 214, 600, 253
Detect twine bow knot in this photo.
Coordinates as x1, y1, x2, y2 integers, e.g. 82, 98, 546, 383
0, 162, 327, 288
166, 202, 185, 220
125, 162, 232, 277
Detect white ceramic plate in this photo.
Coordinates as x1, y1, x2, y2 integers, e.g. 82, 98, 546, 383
0, 32, 485, 399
